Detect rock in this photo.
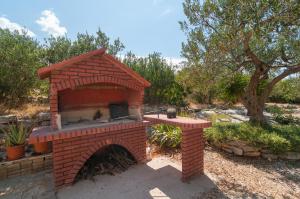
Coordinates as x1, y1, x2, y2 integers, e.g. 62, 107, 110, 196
279, 152, 300, 160
227, 140, 260, 155
241, 145, 260, 153
36, 112, 50, 122
40, 121, 51, 126
221, 142, 243, 155
222, 147, 233, 154
231, 146, 243, 156
261, 153, 278, 160
211, 142, 222, 149
244, 151, 261, 157
0, 114, 17, 125
218, 118, 231, 122
201, 110, 217, 117
17, 119, 33, 128
227, 140, 248, 148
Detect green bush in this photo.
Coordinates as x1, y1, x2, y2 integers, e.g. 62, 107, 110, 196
265, 105, 284, 115
123, 52, 186, 106
265, 105, 300, 125
274, 114, 300, 125
204, 122, 300, 154
149, 124, 182, 148
218, 74, 249, 104
0, 29, 42, 106
269, 77, 300, 104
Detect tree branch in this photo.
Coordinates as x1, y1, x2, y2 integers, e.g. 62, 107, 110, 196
269, 65, 300, 88
261, 65, 300, 100
242, 32, 266, 67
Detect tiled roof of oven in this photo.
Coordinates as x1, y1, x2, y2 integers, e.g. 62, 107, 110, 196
37, 48, 151, 87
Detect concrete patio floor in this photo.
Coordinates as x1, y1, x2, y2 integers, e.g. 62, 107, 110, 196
0, 156, 218, 199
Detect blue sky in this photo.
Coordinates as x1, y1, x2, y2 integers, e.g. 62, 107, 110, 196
0, 0, 186, 61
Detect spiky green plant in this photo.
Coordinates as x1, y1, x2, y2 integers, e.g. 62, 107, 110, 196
150, 124, 182, 148
2, 123, 28, 147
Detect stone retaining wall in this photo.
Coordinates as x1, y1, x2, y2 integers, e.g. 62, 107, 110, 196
0, 154, 52, 180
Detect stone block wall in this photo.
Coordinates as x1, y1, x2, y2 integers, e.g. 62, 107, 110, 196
0, 154, 52, 180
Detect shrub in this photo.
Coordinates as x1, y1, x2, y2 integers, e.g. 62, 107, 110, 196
123, 52, 186, 106
218, 74, 249, 104
265, 105, 300, 125
149, 124, 182, 148
204, 122, 300, 154
274, 114, 300, 125
269, 77, 300, 104
0, 29, 42, 107
265, 105, 284, 115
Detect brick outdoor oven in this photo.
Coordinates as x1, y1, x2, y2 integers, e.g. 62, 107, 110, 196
29, 49, 211, 189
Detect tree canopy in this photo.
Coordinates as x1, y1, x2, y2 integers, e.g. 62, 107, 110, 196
0, 29, 42, 106
181, 0, 300, 123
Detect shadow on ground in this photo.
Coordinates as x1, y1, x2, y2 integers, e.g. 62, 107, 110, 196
58, 156, 224, 199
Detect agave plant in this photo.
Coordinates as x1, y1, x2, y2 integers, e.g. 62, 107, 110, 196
2, 123, 28, 147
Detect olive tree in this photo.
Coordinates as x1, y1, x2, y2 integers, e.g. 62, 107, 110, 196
181, 0, 300, 124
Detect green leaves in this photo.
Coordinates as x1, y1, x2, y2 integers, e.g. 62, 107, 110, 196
181, 0, 300, 123
204, 122, 300, 154
149, 124, 182, 148
2, 123, 29, 147
0, 29, 41, 107
123, 52, 186, 106
0, 28, 125, 107
43, 28, 125, 65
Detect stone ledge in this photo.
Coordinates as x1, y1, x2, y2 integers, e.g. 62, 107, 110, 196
211, 141, 300, 161
0, 154, 52, 180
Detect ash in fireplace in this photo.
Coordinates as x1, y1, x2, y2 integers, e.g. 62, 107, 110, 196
75, 145, 136, 182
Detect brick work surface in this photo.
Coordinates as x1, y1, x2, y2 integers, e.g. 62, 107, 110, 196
0, 154, 52, 180
144, 115, 211, 181
51, 125, 147, 189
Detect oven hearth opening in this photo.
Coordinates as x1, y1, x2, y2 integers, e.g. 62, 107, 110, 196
56, 83, 143, 129
75, 144, 136, 182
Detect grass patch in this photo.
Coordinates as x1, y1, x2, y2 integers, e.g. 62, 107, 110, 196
204, 122, 300, 154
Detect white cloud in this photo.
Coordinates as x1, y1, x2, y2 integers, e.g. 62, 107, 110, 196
160, 8, 172, 17
165, 57, 186, 66
36, 10, 67, 37
0, 17, 35, 37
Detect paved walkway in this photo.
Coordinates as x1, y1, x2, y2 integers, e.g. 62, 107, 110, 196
0, 156, 217, 199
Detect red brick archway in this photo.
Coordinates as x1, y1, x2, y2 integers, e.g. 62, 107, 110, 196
51, 123, 147, 189
67, 139, 140, 184
53, 75, 144, 92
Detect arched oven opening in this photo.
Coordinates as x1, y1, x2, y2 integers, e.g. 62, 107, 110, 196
75, 144, 137, 182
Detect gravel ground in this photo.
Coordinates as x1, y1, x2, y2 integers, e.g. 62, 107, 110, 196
200, 146, 300, 199
0, 147, 299, 199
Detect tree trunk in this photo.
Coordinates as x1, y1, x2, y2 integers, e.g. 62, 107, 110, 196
242, 76, 268, 125
243, 95, 266, 124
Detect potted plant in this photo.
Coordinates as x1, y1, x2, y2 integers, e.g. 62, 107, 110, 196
33, 141, 50, 154
3, 123, 27, 160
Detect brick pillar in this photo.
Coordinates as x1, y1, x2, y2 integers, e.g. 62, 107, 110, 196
181, 128, 204, 181
50, 85, 58, 129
